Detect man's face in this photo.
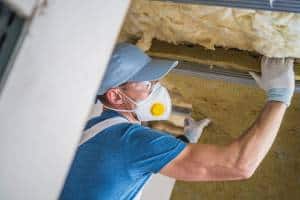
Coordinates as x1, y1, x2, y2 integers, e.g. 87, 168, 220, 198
104, 80, 159, 114
119, 80, 158, 103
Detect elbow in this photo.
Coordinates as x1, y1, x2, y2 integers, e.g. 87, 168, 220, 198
241, 168, 255, 179
234, 157, 257, 179
229, 143, 258, 179
226, 146, 256, 180
237, 165, 256, 180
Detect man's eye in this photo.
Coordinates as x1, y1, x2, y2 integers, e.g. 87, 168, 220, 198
140, 81, 151, 89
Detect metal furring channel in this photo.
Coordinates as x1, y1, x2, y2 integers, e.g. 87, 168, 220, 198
157, 0, 300, 13
171, 61, 300, 93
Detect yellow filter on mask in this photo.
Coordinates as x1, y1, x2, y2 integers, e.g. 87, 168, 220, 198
150, 103, 165, 116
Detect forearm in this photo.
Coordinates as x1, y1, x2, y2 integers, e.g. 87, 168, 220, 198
230, 101, 287, 174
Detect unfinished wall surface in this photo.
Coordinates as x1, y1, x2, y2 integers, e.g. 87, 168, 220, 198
159, 73, 300, 200
120, 0, 300, 58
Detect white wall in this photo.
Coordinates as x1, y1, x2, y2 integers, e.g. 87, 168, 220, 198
142, 174, 176, 200
0, 0, 130, 199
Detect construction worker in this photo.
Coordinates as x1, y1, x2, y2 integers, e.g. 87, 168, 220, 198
60, 43, 295, 200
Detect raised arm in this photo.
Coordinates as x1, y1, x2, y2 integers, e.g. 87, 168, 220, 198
160, 57, 295, 181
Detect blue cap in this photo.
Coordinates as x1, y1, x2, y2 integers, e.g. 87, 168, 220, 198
97, 43, 178, 95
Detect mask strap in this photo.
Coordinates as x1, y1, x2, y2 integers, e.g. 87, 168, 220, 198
104, 82, 162, 113
117, 88, 138, 106
103, 104, 135, 113
102, 88, 138, 112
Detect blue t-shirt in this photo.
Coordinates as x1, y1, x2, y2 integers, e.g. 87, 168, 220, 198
60, 109, 186, 200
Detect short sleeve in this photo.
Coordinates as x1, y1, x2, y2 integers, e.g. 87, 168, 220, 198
125, 125, 187, 174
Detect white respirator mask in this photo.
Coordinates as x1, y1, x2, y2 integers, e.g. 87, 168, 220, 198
105, 82, 172, 122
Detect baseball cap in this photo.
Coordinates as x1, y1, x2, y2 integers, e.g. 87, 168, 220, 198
97, 43, 178, 95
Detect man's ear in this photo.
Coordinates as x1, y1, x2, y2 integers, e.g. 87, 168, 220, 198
106, 88, 124, 105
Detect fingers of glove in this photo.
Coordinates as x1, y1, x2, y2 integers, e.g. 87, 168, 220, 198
268, 57, 293, 67
184, 118, 189, 127
279, 58, 285, 65
184, 116, 194, 127
261, 56, 268, 66
184, 117, 211, 129
249, 72, 263, 88
285, 57, 294, 67
195, 118, 211, 128
286, 58, 295, 79
286, 63, 295, 89
260, 56, 275, 75
261, 56, 280, 68
271, 58, 294, 79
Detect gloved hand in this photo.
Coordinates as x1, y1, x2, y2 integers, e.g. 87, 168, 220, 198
249, 56, 295, 107
183, 116, 211, 143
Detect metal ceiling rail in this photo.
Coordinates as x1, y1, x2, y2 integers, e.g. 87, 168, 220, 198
158, 0, 300, 13
171, 61, 300, 93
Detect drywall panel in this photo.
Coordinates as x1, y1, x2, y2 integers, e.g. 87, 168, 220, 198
0, 0, 130, 199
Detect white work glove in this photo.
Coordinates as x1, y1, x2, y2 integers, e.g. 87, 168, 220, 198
249, 56, 295, 107
183, 116, 211, 143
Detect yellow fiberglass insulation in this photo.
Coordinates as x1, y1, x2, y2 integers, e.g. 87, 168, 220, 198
119, 0, 300, 58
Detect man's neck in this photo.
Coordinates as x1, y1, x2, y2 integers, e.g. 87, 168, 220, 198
120, 111, 140, 124
103, 107, 140, 124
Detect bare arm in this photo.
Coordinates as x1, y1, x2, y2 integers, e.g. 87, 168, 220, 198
160, 101, 287, 181
231, 101, 286, 176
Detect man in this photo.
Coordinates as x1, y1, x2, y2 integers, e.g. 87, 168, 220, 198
60, 43, 295, 199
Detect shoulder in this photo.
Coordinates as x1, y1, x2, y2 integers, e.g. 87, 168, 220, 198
122, 124, 169, 140
123, 124, 186, 150
123, 124, 187, 174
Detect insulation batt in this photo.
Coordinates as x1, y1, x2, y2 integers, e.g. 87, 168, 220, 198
119, 0, 300, 58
